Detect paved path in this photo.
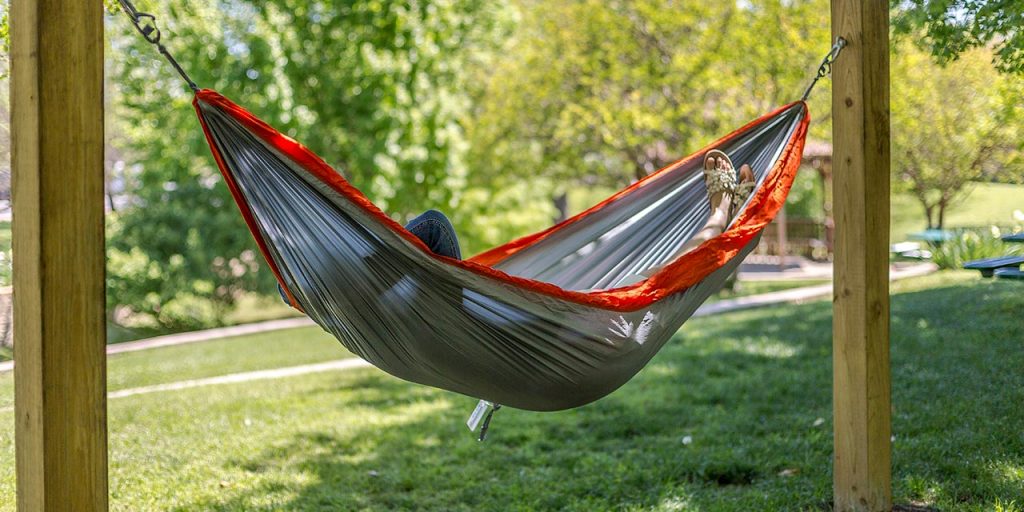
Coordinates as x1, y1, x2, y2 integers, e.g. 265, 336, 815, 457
699, 262, 935, 316
0, 262, 936, 386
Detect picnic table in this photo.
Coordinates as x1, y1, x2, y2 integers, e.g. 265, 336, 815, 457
992, 233, 1024, 279
995, 267, 1024, 280
964, 255, 1024, 277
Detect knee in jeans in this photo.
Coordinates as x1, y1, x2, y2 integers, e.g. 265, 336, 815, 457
419, 209, 448, 224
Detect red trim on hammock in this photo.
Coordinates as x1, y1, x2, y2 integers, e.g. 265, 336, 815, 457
194, 100, 304, 312
193, 89, 809, 312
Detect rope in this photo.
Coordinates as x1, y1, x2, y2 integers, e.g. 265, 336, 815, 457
115, 0, 199, 92
800, 37, 847, 101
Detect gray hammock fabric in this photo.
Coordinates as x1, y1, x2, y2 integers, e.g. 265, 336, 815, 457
194, 90, 809, 411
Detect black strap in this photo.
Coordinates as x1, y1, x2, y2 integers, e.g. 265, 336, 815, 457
801, 37, 847, 101
115, 0, 199, 92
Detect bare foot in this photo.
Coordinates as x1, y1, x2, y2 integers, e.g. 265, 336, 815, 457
731, 164, 755, 218
639, 151, 752, 278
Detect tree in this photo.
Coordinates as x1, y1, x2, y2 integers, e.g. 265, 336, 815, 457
464, 0, 832, 227
890, 41, 1023, 230
892, 0, 1024, 74
105, 0, 511, 328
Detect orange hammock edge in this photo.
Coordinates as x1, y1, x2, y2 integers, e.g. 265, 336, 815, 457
193, 89, 809, 313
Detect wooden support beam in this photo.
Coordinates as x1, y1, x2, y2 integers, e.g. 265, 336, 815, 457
830, 1, 891, 511
11, 0, 108, 510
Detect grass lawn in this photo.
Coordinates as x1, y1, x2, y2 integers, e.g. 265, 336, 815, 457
0, 326, 353, 410
0, 221, 10, 257
106, 293, 303, 345
1, 271, 1022, 510
713, 279, 828, 302
891, 182, 1024, 243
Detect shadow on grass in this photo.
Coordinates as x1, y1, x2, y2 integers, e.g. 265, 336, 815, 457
184, 279, 1023, 511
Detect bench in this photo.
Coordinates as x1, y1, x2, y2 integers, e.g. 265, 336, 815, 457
963, 255, 1024, 277
995, 267, 1024, 280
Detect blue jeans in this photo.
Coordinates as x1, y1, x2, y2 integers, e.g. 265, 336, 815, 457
279, 210, 461, 303
404, 209, 461, 260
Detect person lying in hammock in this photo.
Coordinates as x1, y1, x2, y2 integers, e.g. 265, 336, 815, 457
278, 209, 461, 304
394, 150, 754, 268
642, 149, 755, 274
280, 150, 752, 303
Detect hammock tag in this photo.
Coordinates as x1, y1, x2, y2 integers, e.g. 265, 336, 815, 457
467, 400, 501, 441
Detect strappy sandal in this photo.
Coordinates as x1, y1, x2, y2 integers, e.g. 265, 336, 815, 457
702, 149, 738, 210
636, 150, 739, 279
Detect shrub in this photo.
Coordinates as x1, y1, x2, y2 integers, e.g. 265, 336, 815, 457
931, 226, 1023, 270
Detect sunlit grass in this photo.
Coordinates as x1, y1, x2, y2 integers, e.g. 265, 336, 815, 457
0, 278, 825, 407
0, 270, 1020, 510
106, 293, 303, 345
0, 326, 351, 409
891, 182, 1024, 242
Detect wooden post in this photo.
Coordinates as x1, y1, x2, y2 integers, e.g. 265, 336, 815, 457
11, 0, 108, 510
831, 1, 891, 511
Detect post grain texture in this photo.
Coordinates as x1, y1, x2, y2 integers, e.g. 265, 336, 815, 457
12, 0, 108, 510
830, 1, 892, 511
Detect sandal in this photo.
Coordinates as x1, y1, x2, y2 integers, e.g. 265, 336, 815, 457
636, 150, 741, 278
702, 149, 738, 210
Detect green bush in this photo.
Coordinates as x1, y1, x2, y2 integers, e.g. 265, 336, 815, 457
103, 1, 513, 331
931, 227, 1023, 269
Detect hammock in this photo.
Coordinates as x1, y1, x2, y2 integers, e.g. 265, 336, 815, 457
114, 0, 832, 415
194, 90, 809, 411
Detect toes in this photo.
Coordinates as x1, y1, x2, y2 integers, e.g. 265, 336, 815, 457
719, 156, 732, 172
705, 154, 717, 170
739, 164, 754, 182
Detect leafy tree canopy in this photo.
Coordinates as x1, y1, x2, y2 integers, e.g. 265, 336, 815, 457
465, 0, 833, 195
105, 0, 512, 328
891, 40, 1023, 230
892, 0, 1024, 74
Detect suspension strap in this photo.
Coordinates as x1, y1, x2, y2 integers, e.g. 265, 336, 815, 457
801, 37, 847, 101
115, 0, 199, 92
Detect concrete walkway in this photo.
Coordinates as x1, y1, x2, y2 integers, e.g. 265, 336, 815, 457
0, 262, 936, 381
700, 261, 935, 316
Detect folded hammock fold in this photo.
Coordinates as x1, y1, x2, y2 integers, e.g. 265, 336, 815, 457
194, 89, 809, 411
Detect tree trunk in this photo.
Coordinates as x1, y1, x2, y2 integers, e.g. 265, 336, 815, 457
937, 200, 946, 230
634, 164, 647, 182
552, 192, 569, 224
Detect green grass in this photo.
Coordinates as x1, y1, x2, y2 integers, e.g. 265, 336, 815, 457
892, 182, 1024, 243
0, 221, 10, 255
1, 271, 1021, 510
0, 294, 305, 363
106, 293, 303, 345
0, 279, 821, 404
0, 326, 352, 409
714, 279, 828, 302
0, 221, 10, 288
